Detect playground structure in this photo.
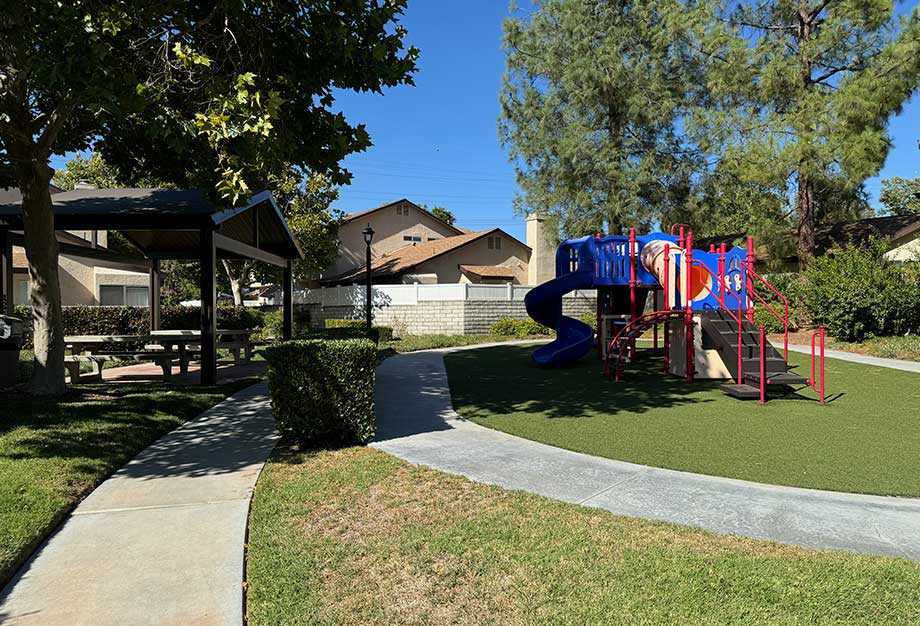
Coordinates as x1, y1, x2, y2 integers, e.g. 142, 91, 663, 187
524, 226, 827, 403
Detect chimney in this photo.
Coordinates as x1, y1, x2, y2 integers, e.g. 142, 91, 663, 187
526, 213, 555, 285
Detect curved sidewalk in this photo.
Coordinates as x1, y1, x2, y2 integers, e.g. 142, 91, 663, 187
372, 348, 920, 562
0, 381, 278, 626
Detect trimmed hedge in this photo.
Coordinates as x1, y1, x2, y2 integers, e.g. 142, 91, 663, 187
264, 338, 376, 446
489, 317, 552, 337
13, 305, 266, 349
325, 318, 365, 330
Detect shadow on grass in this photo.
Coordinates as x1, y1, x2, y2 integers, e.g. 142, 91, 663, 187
444, 345, 714, 421
0, 378, 267, 481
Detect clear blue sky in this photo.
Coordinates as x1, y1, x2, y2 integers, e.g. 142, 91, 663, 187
52, 2, 920, 243
333, 2, 920, 241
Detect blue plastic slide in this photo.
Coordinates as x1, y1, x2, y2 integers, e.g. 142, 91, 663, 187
525, 269, 595, 367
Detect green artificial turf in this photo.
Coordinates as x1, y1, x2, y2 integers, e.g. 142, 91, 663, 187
444, 345, 920, 497
247, 446, 920, 626
0, 379, 255, 586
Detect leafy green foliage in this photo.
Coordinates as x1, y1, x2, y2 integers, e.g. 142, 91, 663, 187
684, 0, 920, 260
500, 0, 702, 236
489, 318, 551, 337
325, 319, 366, 330
803, 240, 920, 341
880, 176, 920, 215
264, 339, 376, 446
429, 206, 455, 225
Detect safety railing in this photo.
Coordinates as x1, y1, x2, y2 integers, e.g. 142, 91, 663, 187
758, 325, 767, 404
746, 267, 790, 361
691, 257, 746, 383
809, 326, 826, 404
605, 309, 686, 380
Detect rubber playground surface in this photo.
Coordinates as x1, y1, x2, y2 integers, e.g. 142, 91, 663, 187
444, 345, 920, 497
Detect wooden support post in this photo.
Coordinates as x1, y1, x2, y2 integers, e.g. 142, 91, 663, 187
149, 259, 161, 331
0, 229, 11, 315
283, 259, 293, 340
200, 227, 217, 385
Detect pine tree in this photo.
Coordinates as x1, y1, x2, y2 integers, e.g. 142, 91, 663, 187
499, 0, 703, 238
686, 0, 920, 264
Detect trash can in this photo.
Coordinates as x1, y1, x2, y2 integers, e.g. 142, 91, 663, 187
0, 315, 24, 389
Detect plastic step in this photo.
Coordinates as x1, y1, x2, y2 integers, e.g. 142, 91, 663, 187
719, 383, 762, 400
744, 372, 809, 385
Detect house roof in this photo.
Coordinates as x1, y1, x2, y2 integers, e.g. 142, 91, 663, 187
458, 264, 515, 279
0, 188, 303, 264
9, 231, 150, 272
322, 228, 528, 284
695, 214, 920, 259
343, 198, 465, 236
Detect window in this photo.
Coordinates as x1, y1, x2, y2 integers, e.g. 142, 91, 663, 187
403, 235, 422, 242
427, 237, 438, 242
488, 236, 501, 250
13, 279, 29, 306
99, 285, 149, 306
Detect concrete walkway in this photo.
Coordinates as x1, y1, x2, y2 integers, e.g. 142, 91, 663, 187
0, 381, 278, 626
788, 342, 920, 373
372, 348, 920, 562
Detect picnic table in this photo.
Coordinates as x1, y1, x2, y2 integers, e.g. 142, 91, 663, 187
64, 329, 255, 381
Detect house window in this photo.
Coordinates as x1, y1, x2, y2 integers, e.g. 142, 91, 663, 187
13, 279, 29, 306
488, 236, 501, 250
99, 285, 149, 306
403, 235, 422, 242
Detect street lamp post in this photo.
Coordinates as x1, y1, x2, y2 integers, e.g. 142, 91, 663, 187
362, 224, 375, 333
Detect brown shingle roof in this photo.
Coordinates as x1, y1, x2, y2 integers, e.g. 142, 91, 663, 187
323, 228, 527, 284
458, 264, 515, 278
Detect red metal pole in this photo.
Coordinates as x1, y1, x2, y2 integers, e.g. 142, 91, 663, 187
746, 236, 755, 323
678, 226, 685, 251
685, 231, 694, 383
629, 228, 637, 361
819, 326, 826, 404
737, 298, 744, 384
663, 244, 671, 375
709, 244, 715, 253
759, 325, 766, 404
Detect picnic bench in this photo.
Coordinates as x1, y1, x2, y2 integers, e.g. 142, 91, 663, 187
64, 352, 178, 383
63, 329, 255, 382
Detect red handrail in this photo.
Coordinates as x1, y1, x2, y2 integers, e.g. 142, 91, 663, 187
809, 326, 826, 404
605, 310, 685, 380
691, 258, 746, 383
746, 267, 790, 360
758, 325, 767, 404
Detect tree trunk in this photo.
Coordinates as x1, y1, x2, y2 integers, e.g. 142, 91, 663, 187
795, 170, 816, 267
13, 156, 67, 395
221, 259, 245, 306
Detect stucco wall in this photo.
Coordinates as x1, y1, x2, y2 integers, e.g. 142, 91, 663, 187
415, 235, 531, 284
327, 200, 460, 277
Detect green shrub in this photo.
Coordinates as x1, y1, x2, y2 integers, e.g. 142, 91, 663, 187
752, 305, 799, 334
325, 318, 365, 330
803, 239, 920, 341
264, 338, 376, 446
375, 326, 394, 343
489, 317, 552, 337
578, 311, 597, 332
14, 304, 269, 350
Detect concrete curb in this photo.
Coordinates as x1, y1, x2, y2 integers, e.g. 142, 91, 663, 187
372, 347, 920, 562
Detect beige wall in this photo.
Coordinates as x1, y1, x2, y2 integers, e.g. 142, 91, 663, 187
885, 233, 920, 262
526, 213, 556, 285
414, 234, 531, 284
13, 245, 148, 306
327, 200, 460, 277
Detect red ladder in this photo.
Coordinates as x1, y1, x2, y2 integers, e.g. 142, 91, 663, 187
604, 310, 686, 381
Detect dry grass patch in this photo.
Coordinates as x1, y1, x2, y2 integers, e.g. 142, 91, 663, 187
247, 446, 920, 626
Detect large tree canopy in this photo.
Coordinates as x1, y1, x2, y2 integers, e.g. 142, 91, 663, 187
499, 0, 703, 239
684, 0, 920, 263
0, 1, 417, 394
880, 176, 920, 215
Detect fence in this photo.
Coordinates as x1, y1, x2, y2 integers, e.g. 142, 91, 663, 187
297, 284, 597, 336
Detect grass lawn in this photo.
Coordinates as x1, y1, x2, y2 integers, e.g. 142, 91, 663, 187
444, 345, 920, 497
828, 335, 920, 362
0, 378, 256, 586
246, 446, 920, 626
381, 333, 545, 353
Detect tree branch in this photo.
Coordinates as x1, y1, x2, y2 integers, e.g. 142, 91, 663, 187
35, 95, 74, 155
